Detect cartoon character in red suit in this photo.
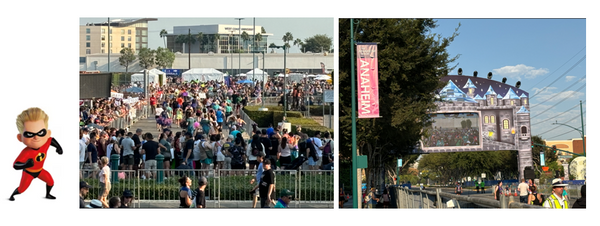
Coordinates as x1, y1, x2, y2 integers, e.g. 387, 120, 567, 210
10, 107, 63, 201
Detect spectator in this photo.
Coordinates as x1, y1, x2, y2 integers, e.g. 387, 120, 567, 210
121, 132, 135, 172
97, 156, 111, 208
194, 176, 208, 208
141, 133, 166, 179
178, 176, 193, 208
120, 190, 134, 208
572, 184, 586, 208
86, 199, 103, 208
320, 132, 334, 170
528, 185, 543, 206
494, 181, 504, 200
86, 131, 99, 179
308, 131, 323, 170
109, 196, 121, 208
274, 189, 294, 208
259, 159, 275, 208
132, 128, 143, 175
80, 181, 92, 208
518, 179, 529, 203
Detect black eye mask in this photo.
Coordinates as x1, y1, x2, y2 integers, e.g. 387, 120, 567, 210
23, 129, 47, 138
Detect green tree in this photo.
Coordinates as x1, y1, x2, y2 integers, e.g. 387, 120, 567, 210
241, 31, 250, 52
531, 135, 559, 177
138, 47, 155, 69
269, 43, 277, 53
175, 34, 196, 53
254, 33, 263, 52
293, 38, 304, 53
339, 19, 460, 189
282, 32, 293, 53
155, 47, 175, 69
195, 32, 204, 53
261, 27, 266, 34
159, 29, 168, 48
302, 34, 332, 53
119, 47, 136, 72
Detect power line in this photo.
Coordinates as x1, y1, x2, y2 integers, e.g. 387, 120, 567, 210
546, 124, 586, 140
530, 75, 586, 108
531, 100, 585, 126
530, 55, 586, 99
526, 46, 586, 91
530, 83, 586, 119
535, 110, 585, 136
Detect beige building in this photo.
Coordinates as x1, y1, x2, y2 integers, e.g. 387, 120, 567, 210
79, 18, 157, 57
544, 136, 586, 163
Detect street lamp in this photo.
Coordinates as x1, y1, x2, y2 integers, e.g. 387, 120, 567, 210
273, 45, 287, 119
252, 50, 268, 111
235, 18, 244, 76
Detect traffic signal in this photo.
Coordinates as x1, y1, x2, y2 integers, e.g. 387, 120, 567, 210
531, 141, 534, 148
552, 145, 557, 153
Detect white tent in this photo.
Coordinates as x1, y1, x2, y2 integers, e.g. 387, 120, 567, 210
245, 68, 269, 82
182, 68, 225, 82
131, 69, 167, 84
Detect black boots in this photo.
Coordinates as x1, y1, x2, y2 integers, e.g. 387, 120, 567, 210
46, 185, 55, 199
9, 188, 20, 201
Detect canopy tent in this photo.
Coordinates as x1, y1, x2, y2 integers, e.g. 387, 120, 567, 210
314, 74, 332, 80
182, 68, 225, 82
131, 69, 167, 85
244, 68, 269, 82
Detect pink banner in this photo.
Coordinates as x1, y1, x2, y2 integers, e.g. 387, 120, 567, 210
356, 43, 380, 118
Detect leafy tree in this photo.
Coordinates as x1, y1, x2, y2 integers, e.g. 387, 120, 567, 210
119, 47, 136, 72
155, 47, 175, 69
302, 34, 332, 53
175, 34, 196, 53
261, 27, 266, 34
138, 47, 155, 69
294, 38, 304, 52
160, 29, 168, 48
269, 43, 277, 53
339, 19, 460, 189
282, 32, 293, 53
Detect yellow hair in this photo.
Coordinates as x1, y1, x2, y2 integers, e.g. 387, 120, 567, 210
16, 107, 49, 134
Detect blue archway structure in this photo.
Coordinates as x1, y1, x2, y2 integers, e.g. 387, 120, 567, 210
419, 75, 532, 180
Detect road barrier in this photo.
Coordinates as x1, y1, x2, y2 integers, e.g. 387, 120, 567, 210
391, 186, 545, 209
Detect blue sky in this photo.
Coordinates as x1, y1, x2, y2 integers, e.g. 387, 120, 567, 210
430, 19, 586, 141
79, 17, 334, 54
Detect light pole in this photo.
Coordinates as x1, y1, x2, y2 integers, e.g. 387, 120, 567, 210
235, 18, 244, 76
274, 45, 287, 119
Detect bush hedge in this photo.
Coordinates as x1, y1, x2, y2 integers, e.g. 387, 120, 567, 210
83, 173, 333, 201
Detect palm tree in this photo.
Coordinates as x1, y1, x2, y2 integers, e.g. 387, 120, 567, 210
241, 31, 250, 52
160, 29, 168, 48
214, 34, 220, 53
175, 34, 186, 53
269, 43, 277, 53
282, 32, 293, 53
195, 32, 204, 53
254, 33, 263, 52
293, 38, 304, 53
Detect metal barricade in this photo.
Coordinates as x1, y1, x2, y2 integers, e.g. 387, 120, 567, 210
81, 169, 139, 208
297, 170, 334, 207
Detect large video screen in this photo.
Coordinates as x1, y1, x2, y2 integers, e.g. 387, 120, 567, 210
423, 112, 480, 148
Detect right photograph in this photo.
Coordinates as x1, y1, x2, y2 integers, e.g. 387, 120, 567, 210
338, 18, 586, 209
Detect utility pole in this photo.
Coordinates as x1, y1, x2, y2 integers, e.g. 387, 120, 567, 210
580, 100, 586, 156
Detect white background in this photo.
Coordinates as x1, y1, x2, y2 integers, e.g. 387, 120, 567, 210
1, 1, 595, 225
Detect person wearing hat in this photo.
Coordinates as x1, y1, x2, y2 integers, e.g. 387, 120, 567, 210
86, 199, 103, 208
543, 178, 570, 209
80, 181, 92, 208
194, 176, 208, 208
120, 189, 134, 208
274, 189, 294, 208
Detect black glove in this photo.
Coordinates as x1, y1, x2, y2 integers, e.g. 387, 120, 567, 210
14, 159, 34, 170
51, 138, 63, 155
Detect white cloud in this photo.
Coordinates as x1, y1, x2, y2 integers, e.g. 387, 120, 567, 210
492, 64, 549, 80
532, 87, 584, 104
565, 76, 576, 82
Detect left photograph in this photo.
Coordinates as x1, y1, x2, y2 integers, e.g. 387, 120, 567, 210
79, 17, 335, 208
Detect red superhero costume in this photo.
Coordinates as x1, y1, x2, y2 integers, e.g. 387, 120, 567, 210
10, 137, 63, 201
